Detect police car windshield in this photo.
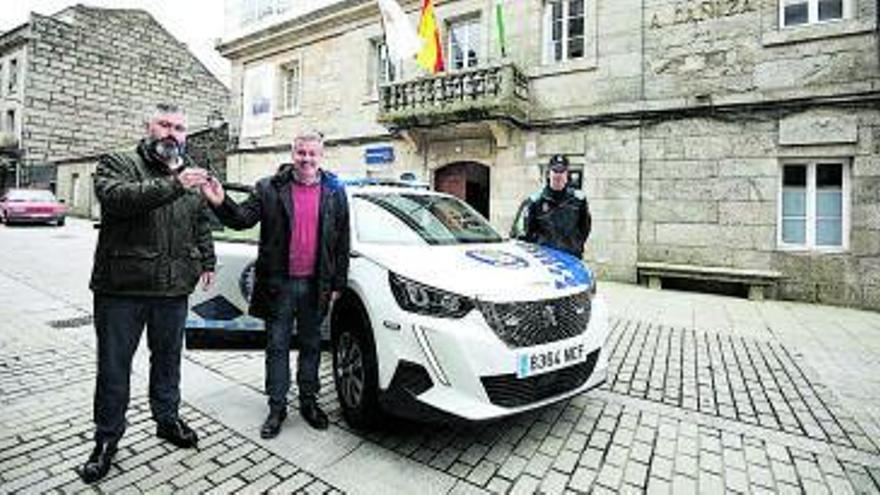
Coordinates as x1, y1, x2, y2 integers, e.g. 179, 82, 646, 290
354, 193, 503, 245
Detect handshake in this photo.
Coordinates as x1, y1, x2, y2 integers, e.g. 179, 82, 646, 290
175, 167, 225, 206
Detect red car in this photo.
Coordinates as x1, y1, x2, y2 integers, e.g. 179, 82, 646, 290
0, 189, 67, 226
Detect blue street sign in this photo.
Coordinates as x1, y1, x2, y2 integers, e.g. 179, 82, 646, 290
365, 145, 394, 165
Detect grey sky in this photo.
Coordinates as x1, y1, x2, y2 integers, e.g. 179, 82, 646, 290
1, 0, 230, 85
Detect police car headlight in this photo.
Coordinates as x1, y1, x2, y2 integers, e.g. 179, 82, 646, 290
388, 272, 473, 319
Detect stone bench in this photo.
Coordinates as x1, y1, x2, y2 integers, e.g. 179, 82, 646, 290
636, 262, 782, 301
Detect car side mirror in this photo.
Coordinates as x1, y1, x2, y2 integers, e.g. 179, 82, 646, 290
59, 198, 66, 204
509, 200, 529, 240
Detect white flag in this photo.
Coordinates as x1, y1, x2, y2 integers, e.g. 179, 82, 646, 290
376, 0, 421, 62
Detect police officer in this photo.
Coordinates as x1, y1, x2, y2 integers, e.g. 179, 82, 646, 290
523, 154, 592, 258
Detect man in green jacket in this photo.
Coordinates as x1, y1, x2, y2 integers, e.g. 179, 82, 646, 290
78, 103, 216, 484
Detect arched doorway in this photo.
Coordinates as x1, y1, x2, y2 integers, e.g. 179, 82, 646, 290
433, 162, 490, 218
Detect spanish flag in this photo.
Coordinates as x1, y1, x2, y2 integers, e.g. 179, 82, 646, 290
416, 0, 444, 73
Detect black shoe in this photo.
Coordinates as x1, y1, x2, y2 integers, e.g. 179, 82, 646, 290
156, 419, 199, 449
300, 401, 328, 430
260, 408, 287, 439
77, 441, 117, 484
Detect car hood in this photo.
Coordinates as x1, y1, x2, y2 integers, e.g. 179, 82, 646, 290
357, 241, 593, 301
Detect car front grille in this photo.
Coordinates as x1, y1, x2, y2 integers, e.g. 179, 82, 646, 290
480, 349, 600, 408
476, 291, 591, 348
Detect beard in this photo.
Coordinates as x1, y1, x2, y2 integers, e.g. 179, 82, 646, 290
148, 136, 185, 164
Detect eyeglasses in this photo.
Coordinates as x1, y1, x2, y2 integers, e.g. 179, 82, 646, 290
155, 120, 187, 133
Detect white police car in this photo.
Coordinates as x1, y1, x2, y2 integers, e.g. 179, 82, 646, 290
186, 179, 609, 427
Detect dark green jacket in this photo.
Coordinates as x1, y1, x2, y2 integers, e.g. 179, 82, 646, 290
212, 167, 349, 319
524, 186, 592, 258
89, 141, 216, 296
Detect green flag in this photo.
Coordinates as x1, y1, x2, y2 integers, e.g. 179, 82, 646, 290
495, 0, 507, 58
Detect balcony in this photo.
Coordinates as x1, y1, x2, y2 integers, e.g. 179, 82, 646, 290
0, 132, 19, 153
378, 63, 530, 129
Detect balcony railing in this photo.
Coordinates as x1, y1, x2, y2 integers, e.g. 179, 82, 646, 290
378, 63, 530, 128
0, 132, 19, 152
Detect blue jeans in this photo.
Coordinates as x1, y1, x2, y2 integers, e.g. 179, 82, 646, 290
265, 277, 321, 410
92, 294, 188, 443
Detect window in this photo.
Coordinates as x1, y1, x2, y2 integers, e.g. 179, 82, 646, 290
280, 60, 301, 114
779, 161, 849, 250
5, 109, 14, 133
780, 0, 847, 27
448, 17, 481, 70
543, 0, 585, 64
71, 173, 80, 208
370, 40, 400, 94
8, 59, 18, 93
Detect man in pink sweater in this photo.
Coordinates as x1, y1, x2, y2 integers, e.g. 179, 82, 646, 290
202, 132, 350, 437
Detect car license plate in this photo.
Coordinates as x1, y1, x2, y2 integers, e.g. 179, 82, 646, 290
517, 342, 587, 379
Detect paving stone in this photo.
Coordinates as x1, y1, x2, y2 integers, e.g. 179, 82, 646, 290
771, 459, 799, 485
578, 448, 604, 470
697, 471, 724, 494
824, 475, 856, 495
794, 457, 824, 481
466, 460, 498, 487
595, 464, 623, 490
605, 444, 629, 467
723, 448, 747, 471
485, 477, 512, 494
449, 461, 472, 478
725, 467, 748, 493
497, 454, 528, 480
268, 472, 313, 493
136, 462, 189, 491
509, 474, 541, 495
568, 467, 596, 492
646, 476, 671, 495
699, 451, 723, 474
747, 464, 775, 489
539, 470, 569, 495
675, 454, 698, 477
100, 464, 154, 492
210, 474, 248, 494
624, 461, 649, 488
552, 450, 579, 474
631, 441, 652, 464
241, 456, 283, 482
671, 475, 697, 495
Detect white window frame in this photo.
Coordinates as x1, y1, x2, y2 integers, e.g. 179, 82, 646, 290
542, 0, 587, 65
777, 160, 851, 252
447, 15, 482, 71
279, 59, 301, 115
369, 39, 400, 97
778, 0, 852, 28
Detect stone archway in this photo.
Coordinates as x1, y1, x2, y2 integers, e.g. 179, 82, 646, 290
433, 162, 490, 218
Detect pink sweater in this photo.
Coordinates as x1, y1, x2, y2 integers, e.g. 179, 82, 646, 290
289, 182, 321, 277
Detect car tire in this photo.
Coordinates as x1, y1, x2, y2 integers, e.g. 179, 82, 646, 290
331, 293, 382, 429
57, 217, 65, 227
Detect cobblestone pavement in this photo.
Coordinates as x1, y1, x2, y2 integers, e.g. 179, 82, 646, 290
0, 233, 343, 494
2, 219, 880, 494
185, 318, 880, 495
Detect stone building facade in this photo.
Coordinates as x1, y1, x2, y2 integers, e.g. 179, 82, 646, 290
0, 5, 229, 213
218, 0, 879, 309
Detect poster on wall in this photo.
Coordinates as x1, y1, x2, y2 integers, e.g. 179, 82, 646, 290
241, 63, 274, 138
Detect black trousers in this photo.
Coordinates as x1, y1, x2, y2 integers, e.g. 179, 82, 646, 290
92, 294, 188, 443
264, 277, 321, 410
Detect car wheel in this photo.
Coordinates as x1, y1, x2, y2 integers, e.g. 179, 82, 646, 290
331, 294, 382, 429
57, 217, 65, 227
